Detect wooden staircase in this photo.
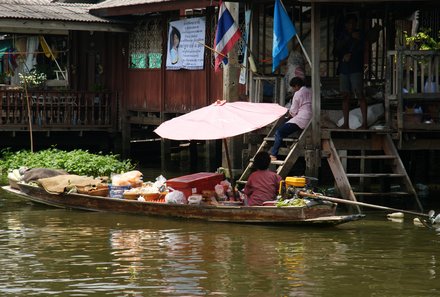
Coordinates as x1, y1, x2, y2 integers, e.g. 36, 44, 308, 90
237, 118, 312, 184
237, 123, 423, 213
322, 129, 423, 212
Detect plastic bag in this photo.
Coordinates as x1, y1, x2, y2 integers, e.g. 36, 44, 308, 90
220, 180, 232, 191
165, 190, 186, 204
153, 175, 167, 192
111, 170, 143, 187
7, 169, 22, 182
215, 184, 227, 201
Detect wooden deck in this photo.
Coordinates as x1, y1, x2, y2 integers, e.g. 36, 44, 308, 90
0, 90, 117, 131
387, 50, 440, 133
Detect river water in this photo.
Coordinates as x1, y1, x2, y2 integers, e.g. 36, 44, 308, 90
1, 169, 440, 296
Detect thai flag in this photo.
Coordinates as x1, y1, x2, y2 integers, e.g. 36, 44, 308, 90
214, 1, 241, 71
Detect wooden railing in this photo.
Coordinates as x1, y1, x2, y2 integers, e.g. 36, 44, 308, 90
386, 50, 440, 131
0, 90, 117, 131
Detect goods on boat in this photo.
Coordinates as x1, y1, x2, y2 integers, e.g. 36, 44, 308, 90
7, 169, 22, 189
111, 170, 143, 187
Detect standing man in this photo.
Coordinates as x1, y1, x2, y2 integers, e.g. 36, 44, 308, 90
270, 77, 312, 161
334, 14, 367, 129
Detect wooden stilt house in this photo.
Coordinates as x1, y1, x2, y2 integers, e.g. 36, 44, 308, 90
89, 0, 440, 208
2, 0, 439, 209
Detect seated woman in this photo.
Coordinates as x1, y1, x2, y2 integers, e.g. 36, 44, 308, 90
242, 151, 282, 206
270, 77, 312, 161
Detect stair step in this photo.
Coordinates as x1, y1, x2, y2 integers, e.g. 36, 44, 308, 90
340, 155, 396, 160
264, 137, 297, 143
354, 191, 411, 196
346, 173, 406, 178
235, 180, 247, 185
271, 160, 285, 166
278, 147, 292, 155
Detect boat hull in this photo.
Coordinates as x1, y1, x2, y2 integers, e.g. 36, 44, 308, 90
3, 184, 364, 226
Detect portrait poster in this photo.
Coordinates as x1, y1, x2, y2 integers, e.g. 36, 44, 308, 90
166, 17, 206, 70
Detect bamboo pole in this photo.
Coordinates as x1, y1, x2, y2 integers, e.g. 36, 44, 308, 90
298, 191, 431, 218
22, 80, 34, 153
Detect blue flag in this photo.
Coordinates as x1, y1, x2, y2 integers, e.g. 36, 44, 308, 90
272, 0, 296, 72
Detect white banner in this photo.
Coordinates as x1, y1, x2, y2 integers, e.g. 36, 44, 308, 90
166, 17, 206, 70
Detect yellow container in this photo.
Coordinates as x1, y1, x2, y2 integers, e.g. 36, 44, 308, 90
285, 177, 306, 187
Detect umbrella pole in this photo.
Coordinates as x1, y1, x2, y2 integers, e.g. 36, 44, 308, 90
223, 138, 237, 199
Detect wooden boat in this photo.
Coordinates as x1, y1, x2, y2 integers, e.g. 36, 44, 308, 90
2, 183, 364, 226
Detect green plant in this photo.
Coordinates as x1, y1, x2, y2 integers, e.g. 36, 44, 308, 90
19, 69, 47, 89
405, 29, 440, 50
0, 148, 135, 179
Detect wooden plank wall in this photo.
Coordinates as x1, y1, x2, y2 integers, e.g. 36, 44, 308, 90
126, 67, 223, 113
127, 70, 162, 112
124, 8, 226, 115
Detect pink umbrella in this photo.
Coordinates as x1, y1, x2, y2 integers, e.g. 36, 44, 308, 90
154, 100, 287, 188
154, 100, 287, 140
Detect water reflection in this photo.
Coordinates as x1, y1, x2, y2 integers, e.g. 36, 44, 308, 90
1, 191, 440, 296
109, 228, 209, 296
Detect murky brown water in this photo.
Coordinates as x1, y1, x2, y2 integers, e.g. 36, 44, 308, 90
1, 171, 440, 296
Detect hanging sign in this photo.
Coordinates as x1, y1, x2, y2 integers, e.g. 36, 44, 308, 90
166, 17, 206, 70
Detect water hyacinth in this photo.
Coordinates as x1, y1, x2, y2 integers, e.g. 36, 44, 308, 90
19, 69, 47, 89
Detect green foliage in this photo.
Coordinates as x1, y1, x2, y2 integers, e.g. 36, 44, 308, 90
0, 148, 135, 178
405, 28, 440, 50
276, 198, 307, 207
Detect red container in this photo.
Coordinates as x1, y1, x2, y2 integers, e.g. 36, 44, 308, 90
166, 172, 224, 198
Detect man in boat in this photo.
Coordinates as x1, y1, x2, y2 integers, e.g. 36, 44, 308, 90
242, 151, 282, 206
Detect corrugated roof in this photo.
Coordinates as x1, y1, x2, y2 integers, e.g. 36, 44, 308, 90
0, 0, 112, 23
90, 0, 219, 16
0, 0, 51, 4
91, 0, 169, 10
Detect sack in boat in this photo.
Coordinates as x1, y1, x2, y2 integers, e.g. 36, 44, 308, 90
22, 168, 68, 183
38, 174, 104, 194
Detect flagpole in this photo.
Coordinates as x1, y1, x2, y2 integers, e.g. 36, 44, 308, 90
40, 36, 66, 80
196, 40, 256, 72
295, 35, 312, 67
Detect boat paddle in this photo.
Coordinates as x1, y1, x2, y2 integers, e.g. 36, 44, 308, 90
298, 191, 438, 228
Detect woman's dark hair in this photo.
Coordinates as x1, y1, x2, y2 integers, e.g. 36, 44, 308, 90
253, 151, 271, 170
289, 77, 305, 88
169, 26, 181, 49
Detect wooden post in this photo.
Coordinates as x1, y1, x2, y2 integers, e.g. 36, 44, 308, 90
204, 6, 216, 172
190, 140, 198, 172
223, 2, 242, 179
161, 138, 170, 173
308, 2, 321, 177
161, 13, 171, 172
223, 2, 240, 102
